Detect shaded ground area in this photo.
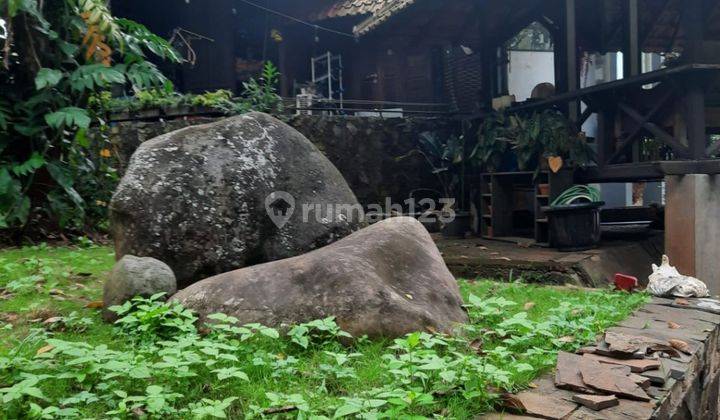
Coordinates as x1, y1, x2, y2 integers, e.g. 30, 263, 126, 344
436, 233, 663, 287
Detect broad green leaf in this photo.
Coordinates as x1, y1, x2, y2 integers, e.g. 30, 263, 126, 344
45, 107, 91, 129
146, 385, 163, 395
334, 403, 362, 418
11, 152, 45, 176
35, 68, 63, 90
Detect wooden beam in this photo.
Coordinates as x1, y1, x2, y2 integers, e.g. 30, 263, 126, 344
608, 89, 674, 164
578, 160, 720, 183
578, 106, 593, 126
617, 102, 690, 158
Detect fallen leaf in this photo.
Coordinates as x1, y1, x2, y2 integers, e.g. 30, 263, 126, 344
667, 321, 681, 329
85, 301, 104, 309
674, 298, 690, 306
669, 339, 691, 354
528, 382, 538, 389
524, 302, 535, 311
0, 313, 19, 323
500, 393, 524, 410
559, 336, 575, 343
425, 325, 438, 334
469, 338, 485, 355
43, 317, 62, 324
36, 344, 55, 355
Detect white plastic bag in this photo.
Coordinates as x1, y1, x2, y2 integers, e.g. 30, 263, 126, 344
647, 255, 709, 298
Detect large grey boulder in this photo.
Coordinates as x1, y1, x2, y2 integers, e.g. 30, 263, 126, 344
103, 255, 177, 321
171, 217, 468, 338
110, 112, 363, 288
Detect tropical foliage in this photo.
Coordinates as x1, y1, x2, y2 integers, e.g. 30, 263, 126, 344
472, 112, 512, 172
0, 0, 180, 238
474, 110, 595, 173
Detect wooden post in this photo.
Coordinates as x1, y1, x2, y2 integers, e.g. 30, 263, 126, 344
479, 6, 495, 110
681, 0, 704, 63
625, 0, 640, 77
596, 107, 616, 167
682, 0, 707, 159
565, 0, 578, 122
686, 83, 708, 159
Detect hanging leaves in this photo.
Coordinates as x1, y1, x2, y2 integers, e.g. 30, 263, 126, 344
1, 0, 179, 232
80, 12, 112, 66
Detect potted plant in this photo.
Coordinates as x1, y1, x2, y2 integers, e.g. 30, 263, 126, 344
397, 131, 472, 237
542, 185, 604, 251
510, 110, 595, 177
471, 111, 514, 172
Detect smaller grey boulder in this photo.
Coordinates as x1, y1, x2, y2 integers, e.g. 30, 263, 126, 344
103, 255, 177, 322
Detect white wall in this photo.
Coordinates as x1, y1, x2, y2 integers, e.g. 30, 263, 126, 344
507, 50, 555, 101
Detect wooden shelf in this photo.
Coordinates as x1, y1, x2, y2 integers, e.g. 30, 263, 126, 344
478, 171, 570, 246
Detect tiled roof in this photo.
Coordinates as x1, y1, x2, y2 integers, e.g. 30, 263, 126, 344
352, 0, 416, 36
316, 0, 418, 36
317, 0, 392, 20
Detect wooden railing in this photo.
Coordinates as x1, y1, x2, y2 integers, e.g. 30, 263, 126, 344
492, 64, 720, 182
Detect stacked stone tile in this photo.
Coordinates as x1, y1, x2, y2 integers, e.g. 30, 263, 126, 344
483, 297, 720, 419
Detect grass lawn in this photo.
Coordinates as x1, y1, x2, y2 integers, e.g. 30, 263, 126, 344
0, 244, 648, 419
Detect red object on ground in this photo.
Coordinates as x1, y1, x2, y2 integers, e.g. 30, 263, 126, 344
614, 273, 639, 291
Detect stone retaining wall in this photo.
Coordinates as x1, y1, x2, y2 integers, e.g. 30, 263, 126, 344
102, 114, 458, 207
483, 297, 720, 419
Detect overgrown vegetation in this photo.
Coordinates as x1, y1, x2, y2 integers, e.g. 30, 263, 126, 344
89, 62, 283, 116
0, 0, 180, 238
0, 2, 283, 241
0, 245, 648, 418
